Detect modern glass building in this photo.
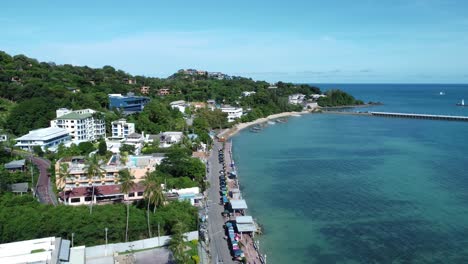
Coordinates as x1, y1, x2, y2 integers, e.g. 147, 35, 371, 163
108, 93, 150, 114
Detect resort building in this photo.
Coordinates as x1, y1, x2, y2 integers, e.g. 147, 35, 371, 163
111, 119, 135, 139
50, 108, 106, 143
288, 94, 306, 105
220, 106, 243, 122
59, 184, 146, 206
108, 93, 150, 114
170, 100, 187, 113
55, 157, 125, 191
15, 127, 70, 151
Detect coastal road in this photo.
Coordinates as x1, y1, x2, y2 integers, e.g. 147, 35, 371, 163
207, 141, 236, 264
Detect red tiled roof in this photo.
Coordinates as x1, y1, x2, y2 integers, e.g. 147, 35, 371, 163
60, 184, 145, 199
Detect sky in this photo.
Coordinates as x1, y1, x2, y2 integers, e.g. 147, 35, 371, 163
1, 0, 468, 83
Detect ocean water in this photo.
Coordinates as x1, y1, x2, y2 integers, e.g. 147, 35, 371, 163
232, 84, 468, 264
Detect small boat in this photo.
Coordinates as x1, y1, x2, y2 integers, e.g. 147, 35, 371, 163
456, 99, 467, 106
439, 91, 445, 95
249, 125, 263, 133
275, 118, 287, 123
267, 120, 275, 125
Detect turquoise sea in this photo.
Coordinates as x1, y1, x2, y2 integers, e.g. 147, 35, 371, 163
232, 84, 468, 263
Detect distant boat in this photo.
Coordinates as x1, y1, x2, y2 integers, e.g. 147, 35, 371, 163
439, 91, 445, 95
267, 121, 275, 125
250, 125, 263, 133
456, 99, 467, 106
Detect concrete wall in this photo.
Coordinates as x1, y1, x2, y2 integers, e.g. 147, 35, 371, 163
85, 231, 198, 259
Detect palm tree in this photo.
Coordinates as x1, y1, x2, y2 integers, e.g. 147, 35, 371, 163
169, 222, 189, 264
119, 169, 135, 242
142, 171, 165, 237
86, 155, 104, 214
57, 162, 70, 191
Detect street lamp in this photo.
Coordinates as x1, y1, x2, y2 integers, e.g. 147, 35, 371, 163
71, 233, 75, 247
105, 227, 108, 256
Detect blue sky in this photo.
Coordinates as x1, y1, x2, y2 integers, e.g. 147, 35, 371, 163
1, 0, 468, 83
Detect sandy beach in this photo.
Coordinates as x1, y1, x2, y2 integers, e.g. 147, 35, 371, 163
218, 109, 315, 139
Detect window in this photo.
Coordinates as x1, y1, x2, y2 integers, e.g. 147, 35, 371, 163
70, 198, 80, 203
85, 197, 92, 201
137, 192, 144, 197
129, 193, 135, 197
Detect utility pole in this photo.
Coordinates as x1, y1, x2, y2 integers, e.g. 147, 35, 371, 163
71, 233, 74, 247
30, 158, 34, 191
157, 223, 161, 246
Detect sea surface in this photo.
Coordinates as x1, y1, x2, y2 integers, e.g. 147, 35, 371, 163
232, 84, 468, 263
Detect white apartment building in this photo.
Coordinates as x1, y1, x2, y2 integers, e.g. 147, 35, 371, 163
15, 127, 70, 151
288, 94, 306, 105
111, 119, 135, 139
50, 108, 106, 143
220, 106, 243, 122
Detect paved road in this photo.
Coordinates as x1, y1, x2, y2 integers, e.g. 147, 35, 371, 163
5, 148, 57, 205
207, 141, 236, 264
32, 156, 57, 205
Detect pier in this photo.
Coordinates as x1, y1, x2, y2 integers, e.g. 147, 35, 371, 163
323, 111, 468, 122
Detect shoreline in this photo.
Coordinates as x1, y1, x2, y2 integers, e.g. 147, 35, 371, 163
219, 109, 315, 140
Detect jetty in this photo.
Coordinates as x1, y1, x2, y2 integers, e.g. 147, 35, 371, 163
323, 111, 468, 122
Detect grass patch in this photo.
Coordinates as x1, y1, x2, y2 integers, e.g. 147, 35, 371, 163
31, 249, 46, 253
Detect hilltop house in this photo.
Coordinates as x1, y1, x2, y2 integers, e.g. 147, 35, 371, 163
140, 86, 150, 95
158, 88, 170, 96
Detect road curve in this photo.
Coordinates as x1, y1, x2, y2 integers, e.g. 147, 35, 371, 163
31, 156, 57, 205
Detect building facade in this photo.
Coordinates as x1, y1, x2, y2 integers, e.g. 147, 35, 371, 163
288, 94, 306, 105
15, 127, 70, 151
111, 119, 135, 139
108, 93, 150, 114
50, 108, 106, 143
170, 100, 186, 113
220, 106, 243, 122
55, 157, 124, 191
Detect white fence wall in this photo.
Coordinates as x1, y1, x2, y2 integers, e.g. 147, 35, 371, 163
85, 231, 198, 259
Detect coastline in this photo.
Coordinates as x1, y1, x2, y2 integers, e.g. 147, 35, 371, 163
219, 109, 315, 140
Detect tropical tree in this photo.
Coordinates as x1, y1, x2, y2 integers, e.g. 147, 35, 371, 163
142, 171, 165, 237
119, 169, 135, 242
86, 155, 104, 214
57, 162, 70, 191
169, 221, 189, 264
